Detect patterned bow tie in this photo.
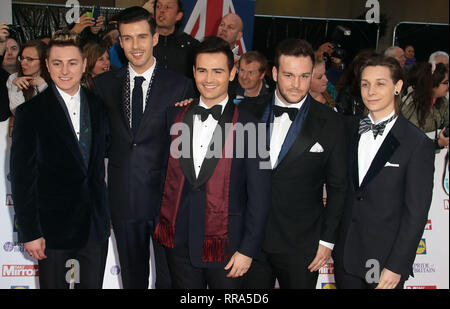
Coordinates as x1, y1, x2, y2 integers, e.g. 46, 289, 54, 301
273, 105, 298, 121
359, 115, 395, 139
193, 105, 223, 122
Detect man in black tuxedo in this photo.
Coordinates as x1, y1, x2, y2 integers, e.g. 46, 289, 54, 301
243, 39, 348, 289
94, 7, 195, 289
10, 30, 110, 289
333, 56, 435, 289
153, 36, 272, 289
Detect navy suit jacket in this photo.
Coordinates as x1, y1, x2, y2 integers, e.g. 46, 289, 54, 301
165, 99, 272, 268
95, 64, 195, 224
10, 85, 110, 249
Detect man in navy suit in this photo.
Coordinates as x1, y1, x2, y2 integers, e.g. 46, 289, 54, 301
11, 30, 110, 289
95, 7, 195, 289
242, 39, 348, 289
153, 36, 271, 289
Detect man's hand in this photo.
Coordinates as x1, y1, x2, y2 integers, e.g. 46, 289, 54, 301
0, 23, 9, 56
174, 98, 194, 107
224, 251, 252, 278
438, 127, 449, 148
142, 0, 155, 15
307, 244, 332, 272
90, 16, 104, 35
72, 13, 95, 34
376, 268, 401, 289
24, 237, 47, 261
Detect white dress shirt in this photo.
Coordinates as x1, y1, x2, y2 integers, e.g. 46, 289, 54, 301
55, 85, 81, 141
7, 73, 48, 114
128, 58, 156, 114
358, 111, 398, 186
192, 97, 228, 178
269, 92, 334, 251
270, 92, 307, 169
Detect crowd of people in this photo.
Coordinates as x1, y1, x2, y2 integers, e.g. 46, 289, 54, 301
0, 0, 448, 290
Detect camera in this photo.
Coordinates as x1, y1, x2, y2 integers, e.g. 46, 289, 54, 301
444, 126, 449, 138
6, 24, 21, 39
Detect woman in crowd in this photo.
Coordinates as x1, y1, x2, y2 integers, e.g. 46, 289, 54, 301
82, 41, 111, 89
401, 62, 449, 149
7, 39, 50, 114
333, 55, 435, 289
310, 56, 337, 111
335, 49, 378, 116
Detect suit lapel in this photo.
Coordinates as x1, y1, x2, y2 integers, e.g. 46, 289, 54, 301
118, 67, 133, 138
274, 95, 313, 169
349, 118, 361, 191
48, 84, 86, 171
359, 116, 403, 189
195, 99, 235, 188
179, 101, 197, 186
84, 89, 98, 172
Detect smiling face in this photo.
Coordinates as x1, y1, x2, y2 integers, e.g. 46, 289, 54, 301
46, 45, 86, 96
273, 55, 313, 105
119, 20, 159, 74
92, 51, 110, 76
238, 60, 264, 94
360, 65, 403, 121
193, 52, 236, 107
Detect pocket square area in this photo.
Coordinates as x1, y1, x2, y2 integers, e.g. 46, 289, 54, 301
309, 143, 324, 153
384, 162, 400, 168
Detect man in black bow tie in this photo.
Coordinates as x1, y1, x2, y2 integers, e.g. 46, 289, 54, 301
153, 36, 271, 289
243, 39, 348, 289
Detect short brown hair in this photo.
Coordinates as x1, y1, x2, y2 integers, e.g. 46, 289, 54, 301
239, 51, 268, 74
274, 38, 315, 70
47, 30, 83, 59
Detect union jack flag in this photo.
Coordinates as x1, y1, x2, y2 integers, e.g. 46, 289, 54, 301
183, 0, 248, 55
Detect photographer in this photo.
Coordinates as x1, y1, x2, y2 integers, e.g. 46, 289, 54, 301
0, 22, 12, 121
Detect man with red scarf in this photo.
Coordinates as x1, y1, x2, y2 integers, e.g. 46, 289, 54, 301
153, 36, 271, 288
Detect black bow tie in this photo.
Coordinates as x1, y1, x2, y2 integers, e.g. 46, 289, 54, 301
273, 105, 299, 121
193, 105, 223, 122
359, 115, 395, 139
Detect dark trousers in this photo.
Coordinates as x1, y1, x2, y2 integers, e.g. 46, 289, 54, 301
334, 263, 405, 289
113, 219, 171, 289
38, 239, 108, 289
244, 249, 319, 289
165, 244, 244, 289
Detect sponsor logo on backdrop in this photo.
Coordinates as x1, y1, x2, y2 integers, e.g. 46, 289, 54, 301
444, 199, 449, 211
405, 286, 437, 289
319, 263, 334, 275
413, 263, 436, 274
2, 265, 39, 277
13, 215, 19, 232
3, 242, 24, 253
424, 220, 432, 230
321, 283, 337, 289
11, 286, 29, 289
5, 194, 13, 206
416, 239, 427, 255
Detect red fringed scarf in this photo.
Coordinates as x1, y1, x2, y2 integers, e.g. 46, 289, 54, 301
154, 104, 239, 262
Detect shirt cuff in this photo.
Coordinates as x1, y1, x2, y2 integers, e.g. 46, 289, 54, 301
319, 240, 334, 250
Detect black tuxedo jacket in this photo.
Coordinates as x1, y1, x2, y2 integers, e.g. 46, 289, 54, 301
242, 93, 348, 256
333, 114, 435, 281
10, 85, 110, 250
0, 62, 11, 121
95, 64, 195, 224
165, 99, 272, 268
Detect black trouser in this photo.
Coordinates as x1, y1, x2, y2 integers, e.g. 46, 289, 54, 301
244, 249, 319, 289
334, 263, 405, 289
113, 219, 171, 289
165, 243, 244, 289
38, 238, 108, 289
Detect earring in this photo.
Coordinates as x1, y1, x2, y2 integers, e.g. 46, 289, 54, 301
394, 90, 400, 96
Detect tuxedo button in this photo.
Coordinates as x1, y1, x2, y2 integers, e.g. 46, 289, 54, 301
132, 143, 137, 147
356, 196, 364, 201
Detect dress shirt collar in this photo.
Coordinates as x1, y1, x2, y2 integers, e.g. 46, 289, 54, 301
55, 85, 81, 103
198, 95, 229, 114
128, 57, 157, 81
274, 91, 308, 111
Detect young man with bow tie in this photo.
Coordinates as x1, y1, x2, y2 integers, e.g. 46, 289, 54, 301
153, 36, 271, 289
242, 39, 348, 289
